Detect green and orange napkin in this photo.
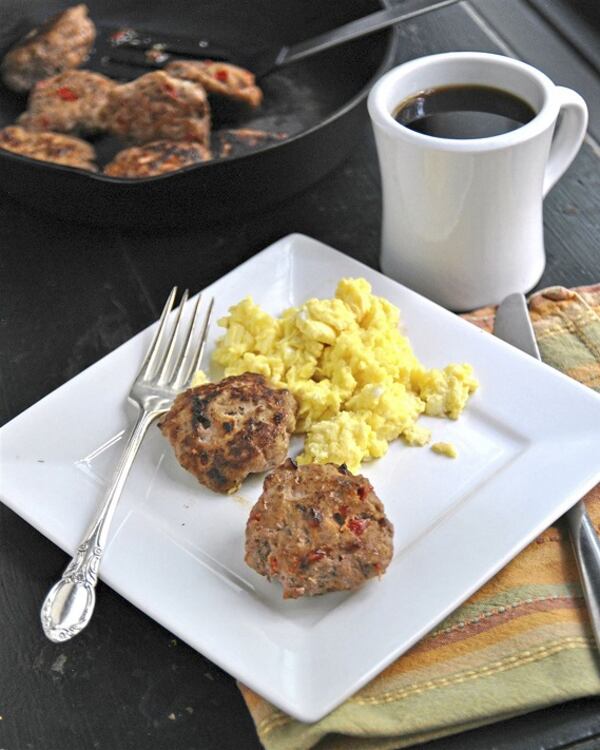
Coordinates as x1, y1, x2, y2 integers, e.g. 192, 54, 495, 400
239, 283, 600, 750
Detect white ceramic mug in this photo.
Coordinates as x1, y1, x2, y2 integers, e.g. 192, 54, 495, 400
368, 52, 588, 310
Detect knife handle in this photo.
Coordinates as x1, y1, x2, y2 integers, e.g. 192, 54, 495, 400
566, 501, 600, 649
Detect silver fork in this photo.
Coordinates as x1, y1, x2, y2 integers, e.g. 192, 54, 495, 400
41, 288, 214, 643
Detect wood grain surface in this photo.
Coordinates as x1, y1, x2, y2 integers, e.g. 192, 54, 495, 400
1, 1, 599, 749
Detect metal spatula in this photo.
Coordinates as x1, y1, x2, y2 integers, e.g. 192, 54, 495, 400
94, 0, 457, 80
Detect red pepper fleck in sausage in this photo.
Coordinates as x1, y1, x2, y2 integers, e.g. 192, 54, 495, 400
56, 86, 78, 101
306, 549, 327, 564
348, 517, 368, 536
163, 83, 179, 100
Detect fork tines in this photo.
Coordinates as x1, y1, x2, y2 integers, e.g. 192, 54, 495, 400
137, 287, 214, 391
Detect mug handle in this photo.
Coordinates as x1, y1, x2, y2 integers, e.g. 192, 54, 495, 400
543, 86, 588, 196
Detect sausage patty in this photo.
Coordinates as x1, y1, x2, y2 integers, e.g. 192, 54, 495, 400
1, 4, 95, 94
245, 460, 394, 598
166, 60, 262, 108
103, 71, 211, 146
18, 70, 115, 134
158, 373, 297, 494
104, 140, 212, 177
0, 125, 96, 170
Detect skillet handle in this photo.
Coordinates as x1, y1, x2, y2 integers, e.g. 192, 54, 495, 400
277, 0, 458, 68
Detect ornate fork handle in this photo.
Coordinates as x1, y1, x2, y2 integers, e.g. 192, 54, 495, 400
41, 408, 164, 642
40, 288, 213, 641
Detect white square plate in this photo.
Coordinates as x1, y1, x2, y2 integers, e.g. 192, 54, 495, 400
2, 234, 600, 723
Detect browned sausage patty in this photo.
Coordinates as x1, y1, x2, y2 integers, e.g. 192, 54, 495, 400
1, 4, 95, 93
245, 460, 394, 599
18, 70, 115, 134
166, 60, 262, 108
103, 71, 211, 146
0, 125, 96, 170
104, 140, 212, 177
158, 373, 297, 494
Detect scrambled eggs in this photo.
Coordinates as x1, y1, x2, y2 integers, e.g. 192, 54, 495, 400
211, 278, 478, 473
431, 442, 458, 459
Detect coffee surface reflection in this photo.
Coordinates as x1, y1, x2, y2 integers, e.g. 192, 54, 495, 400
394, 84, 536, 139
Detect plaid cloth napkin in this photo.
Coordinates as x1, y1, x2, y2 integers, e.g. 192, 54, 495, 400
239, 284, 600, 750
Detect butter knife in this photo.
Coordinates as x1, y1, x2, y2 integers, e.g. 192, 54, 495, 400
494, 292, 600, 649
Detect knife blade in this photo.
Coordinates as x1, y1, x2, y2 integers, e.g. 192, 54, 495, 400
494, 292, 600, 649
493, 293, 540, 359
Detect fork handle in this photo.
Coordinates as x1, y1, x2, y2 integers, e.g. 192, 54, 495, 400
276, 0, 458, 69
40, 408, 164, 642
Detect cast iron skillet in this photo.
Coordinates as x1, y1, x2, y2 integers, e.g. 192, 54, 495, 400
0, 0, 396, 227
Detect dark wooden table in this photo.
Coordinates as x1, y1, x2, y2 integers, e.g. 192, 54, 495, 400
1, 2, 599, 749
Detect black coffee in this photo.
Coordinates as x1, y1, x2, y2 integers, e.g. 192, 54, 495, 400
394, 84, 536, 139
